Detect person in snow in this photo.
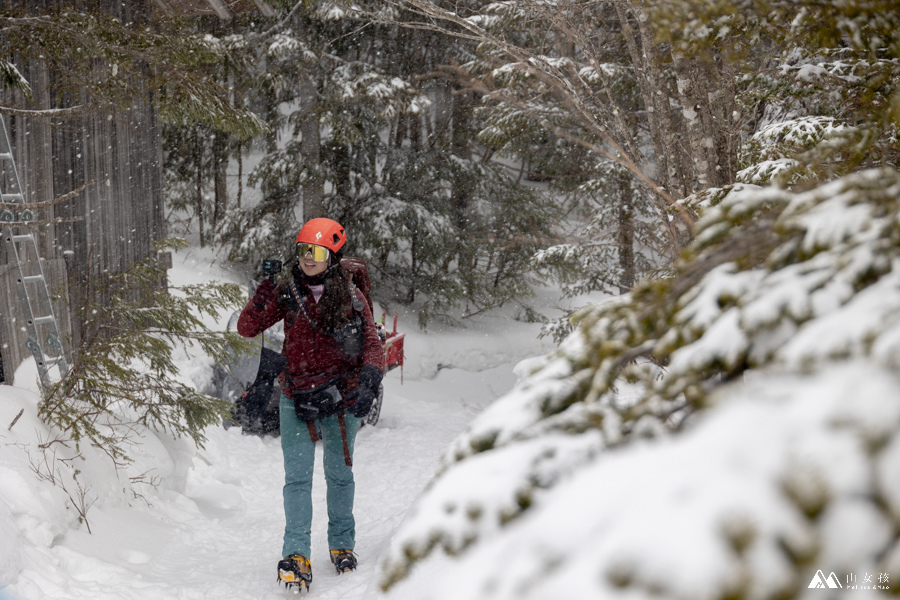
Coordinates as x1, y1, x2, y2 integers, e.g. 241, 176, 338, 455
237, 217, 384, 592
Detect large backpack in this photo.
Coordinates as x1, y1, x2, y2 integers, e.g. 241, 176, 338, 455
340, 257, 374, 314
228, 346, 287, 436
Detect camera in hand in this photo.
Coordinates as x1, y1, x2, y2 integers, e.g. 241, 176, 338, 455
262, 258, 283, 278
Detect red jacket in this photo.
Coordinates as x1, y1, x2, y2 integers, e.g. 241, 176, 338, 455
236, 279, 384, 399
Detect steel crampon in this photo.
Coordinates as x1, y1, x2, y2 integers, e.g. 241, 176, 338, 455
277, 555, 312, 593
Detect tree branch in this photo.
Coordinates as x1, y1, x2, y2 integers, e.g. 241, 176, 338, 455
7, 408, 24, 431
0, 181, 93, 209
375, 1, 695, 236
0, 103, 98, 120
434, 62, 694, 230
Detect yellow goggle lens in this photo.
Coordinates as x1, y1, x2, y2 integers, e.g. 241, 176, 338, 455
298, 243, 330, 262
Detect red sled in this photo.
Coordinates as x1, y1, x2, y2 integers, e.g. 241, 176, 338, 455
381, 311, 405, 381
361, 311, 404, 427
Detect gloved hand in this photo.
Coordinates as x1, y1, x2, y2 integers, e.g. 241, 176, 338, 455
347, 365, 383, 418
252, 277, 276, 309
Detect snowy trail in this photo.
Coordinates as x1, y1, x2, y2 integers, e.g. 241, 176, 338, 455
127, 375, 487, 600
4, 359, 525, 600
3, 248, 563, 599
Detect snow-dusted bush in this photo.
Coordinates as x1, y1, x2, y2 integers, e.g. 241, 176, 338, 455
379, 168, 900, 598
737, 46, 900, 186
383, 363, 900, 600
42, 241, 248, 461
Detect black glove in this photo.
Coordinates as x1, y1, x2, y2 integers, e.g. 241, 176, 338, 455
252, 278, 276, 309
347, 365, 383, 418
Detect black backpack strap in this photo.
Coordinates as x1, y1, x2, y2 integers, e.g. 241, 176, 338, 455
289, 280, 317, 329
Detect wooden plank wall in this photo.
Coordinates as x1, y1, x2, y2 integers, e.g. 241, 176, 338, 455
0, 0, 166, 385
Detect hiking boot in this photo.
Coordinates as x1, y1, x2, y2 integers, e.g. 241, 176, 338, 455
278, 554, 312, 591
330, 549, 358, 574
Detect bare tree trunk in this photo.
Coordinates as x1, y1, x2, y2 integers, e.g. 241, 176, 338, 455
614, 3, 682, 249
451, 91, 474, 273
409, 110, 421, 151
408, 225, 418, 303
232, 84, 244, 210
431, 83, 453, 147
195, 131, 204, 247
423, 92, 435, 143
634, 5, 691, 201
706, 54, 740, 185
675, 49, 732, 191
333, 142, 350, 200
299, 73, 324, 219
236, 141, 243, 209
212, 131, 227, 232
617, 189, 635, 294
695, 51, 727, 187
617, 3, 689, 247
671, 51, 704, 189
395, 111, 408, 148
262, 78, 277, 155
615, 3, 665, 183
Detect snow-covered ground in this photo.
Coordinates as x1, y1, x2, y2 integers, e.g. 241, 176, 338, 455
11, 195, 897, 600
0, 246, 564, 600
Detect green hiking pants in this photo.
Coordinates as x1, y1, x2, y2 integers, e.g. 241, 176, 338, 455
279, 393, 361, 559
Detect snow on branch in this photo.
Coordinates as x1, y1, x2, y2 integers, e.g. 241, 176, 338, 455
0, 103, 97, 120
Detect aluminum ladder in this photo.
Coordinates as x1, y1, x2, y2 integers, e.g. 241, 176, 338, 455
0, 116, 68, 388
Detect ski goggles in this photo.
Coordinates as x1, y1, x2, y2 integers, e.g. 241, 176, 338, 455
297, 243, 330, 262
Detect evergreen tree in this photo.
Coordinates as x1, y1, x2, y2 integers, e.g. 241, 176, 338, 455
161, 15, 268, 247
533, 160, 674, 341
212, 1, 554, 321
381, 0, 744, 247
0, 3, 264, 136
0, 2, 263, 457
216, 2, 428, 265
41, 240, 249, 461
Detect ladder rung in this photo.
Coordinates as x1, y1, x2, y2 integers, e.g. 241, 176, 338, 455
11, 234, 34, 243
23, 275, 45, 284
32, 316, 56, 326
37, 357, 65, 370
1, 193, 23, 202
0, 152, 12, 160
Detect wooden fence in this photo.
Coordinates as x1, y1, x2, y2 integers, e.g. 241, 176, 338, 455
0, 0, 265, 386
0, 7, 166, 385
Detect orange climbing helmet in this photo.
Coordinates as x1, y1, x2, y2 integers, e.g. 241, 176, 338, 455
295, 218, 347, 254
